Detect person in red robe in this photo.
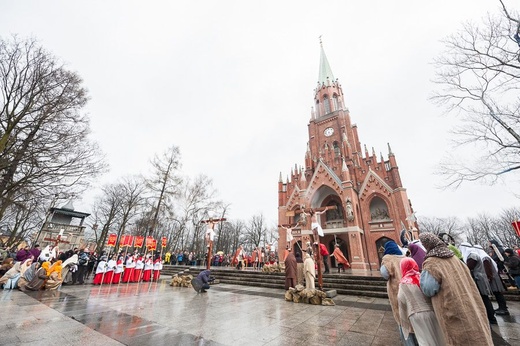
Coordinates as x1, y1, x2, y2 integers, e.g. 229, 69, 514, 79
153, 256, 162, 281
232, 245, 244, 270
330, 244, 350, 272
112, 256, 124, 284
92, 256, 107, 285
103, 255, 116, 284
133, 255, 144, 282
142, 255, 153, 282
122, 254, 135, 283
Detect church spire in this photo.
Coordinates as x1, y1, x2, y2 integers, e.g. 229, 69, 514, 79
318, 37, 335, 85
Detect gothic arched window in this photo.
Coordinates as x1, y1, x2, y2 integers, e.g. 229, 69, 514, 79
369, 197, 390, 221
332, 94, 339, 111
333, 141, 340, 157
323, 95, 330, 114
315, 100, 321, 117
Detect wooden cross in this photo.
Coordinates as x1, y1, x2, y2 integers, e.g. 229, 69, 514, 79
201, 218, 226, 270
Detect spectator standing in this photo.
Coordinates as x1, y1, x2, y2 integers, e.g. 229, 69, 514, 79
318, 243, 330, 274
504, 248, 520, 288
75, 249, 89, 284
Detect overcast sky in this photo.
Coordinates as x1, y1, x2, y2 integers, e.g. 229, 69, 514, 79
2, 1, 519, 227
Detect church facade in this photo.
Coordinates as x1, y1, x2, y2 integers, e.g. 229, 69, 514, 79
277, 44, 418, 270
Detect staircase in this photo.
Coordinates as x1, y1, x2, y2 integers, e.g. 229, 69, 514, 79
161, 265, 388, 298
161, 265, 520, 301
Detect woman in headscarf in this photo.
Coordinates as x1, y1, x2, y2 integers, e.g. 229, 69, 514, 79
61, 254, 78, 285
459, 242, 497, 324
407, 242, 426, 271
45, 260, 63, 290
380, 240, 409, 344
19, 258, 33, 277
474, 244, 509, 316
21, 262, 49, 291
419, 233, 492, 345
18, 261, 39, 290
398, 257, 445, 346
0, 260, 22, 289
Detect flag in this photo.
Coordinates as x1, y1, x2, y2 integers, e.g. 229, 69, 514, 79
161, 237, 167, 248
121, 235, 134, 247
146, 236, 155, 250
512, 221, 520, 237
107, 234, 117, 247
134, 236, 144, 248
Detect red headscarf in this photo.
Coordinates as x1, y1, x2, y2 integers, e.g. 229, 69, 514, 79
400, 257, 420, 287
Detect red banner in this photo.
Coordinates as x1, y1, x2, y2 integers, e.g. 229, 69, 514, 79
146, 236, 155, 250
107, 234, 117, 247
121, 235, 134, 247
151, 239, 157, 251
511, 221, 520, 237
134, 236, 144, 248
161, 237, 167, 248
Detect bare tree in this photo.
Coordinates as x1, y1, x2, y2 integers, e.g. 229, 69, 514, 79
112, 175, 147, 253
244, 214, 267, 252
418, 216, 466, 243
0, 36, 106, 223
431, 1, 520, 187
91, 183, 123, 254
146, 146, 181, 236
465, 213, 504, 248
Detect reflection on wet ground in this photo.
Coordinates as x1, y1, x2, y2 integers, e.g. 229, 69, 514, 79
1, 280, 519, 345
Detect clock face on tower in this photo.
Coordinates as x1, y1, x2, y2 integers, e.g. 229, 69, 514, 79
324, 127, 334, 137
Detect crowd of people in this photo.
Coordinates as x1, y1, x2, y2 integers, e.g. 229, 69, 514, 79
381, 233, 519, 346
0, 244, 165, 291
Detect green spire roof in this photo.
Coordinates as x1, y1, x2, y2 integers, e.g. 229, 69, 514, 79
318, 39, 335, 84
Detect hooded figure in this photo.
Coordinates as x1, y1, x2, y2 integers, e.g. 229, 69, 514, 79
303, 251, 316, 289
380, 241, 406, 343
407, 243, 426, 271
419, 233, 492, 345
460, 242, 496, 324
397, 257, 445, 346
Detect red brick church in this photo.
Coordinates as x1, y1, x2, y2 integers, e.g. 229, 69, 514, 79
277, 43, 418, 270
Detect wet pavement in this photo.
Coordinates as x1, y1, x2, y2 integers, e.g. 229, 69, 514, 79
0, 277, 519, 345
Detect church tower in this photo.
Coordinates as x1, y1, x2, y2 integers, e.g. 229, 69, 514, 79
278, 41, 417, 270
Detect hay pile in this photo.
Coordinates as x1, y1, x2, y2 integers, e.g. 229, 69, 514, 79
284, 284, 335, 306
261, 263, 282, 273
169, 272, 193, 287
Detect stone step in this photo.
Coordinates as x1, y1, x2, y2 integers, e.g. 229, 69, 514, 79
160, 266, 520, 301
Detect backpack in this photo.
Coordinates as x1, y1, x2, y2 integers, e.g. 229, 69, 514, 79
78, 254, 88, 265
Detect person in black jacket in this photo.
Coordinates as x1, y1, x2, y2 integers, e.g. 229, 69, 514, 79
504, 248, 520, 289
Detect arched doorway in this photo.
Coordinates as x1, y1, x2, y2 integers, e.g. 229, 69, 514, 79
375, 236, 393, 266
329, 237, 348, 268
293, 240, 303, 260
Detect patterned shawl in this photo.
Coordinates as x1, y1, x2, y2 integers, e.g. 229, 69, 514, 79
419, 232, 454, 259
400, 257, 420, 287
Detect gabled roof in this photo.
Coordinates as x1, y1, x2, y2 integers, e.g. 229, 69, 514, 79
358, 167, 394, 199
286, 185, 301, 210
304, 159, 343, 199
